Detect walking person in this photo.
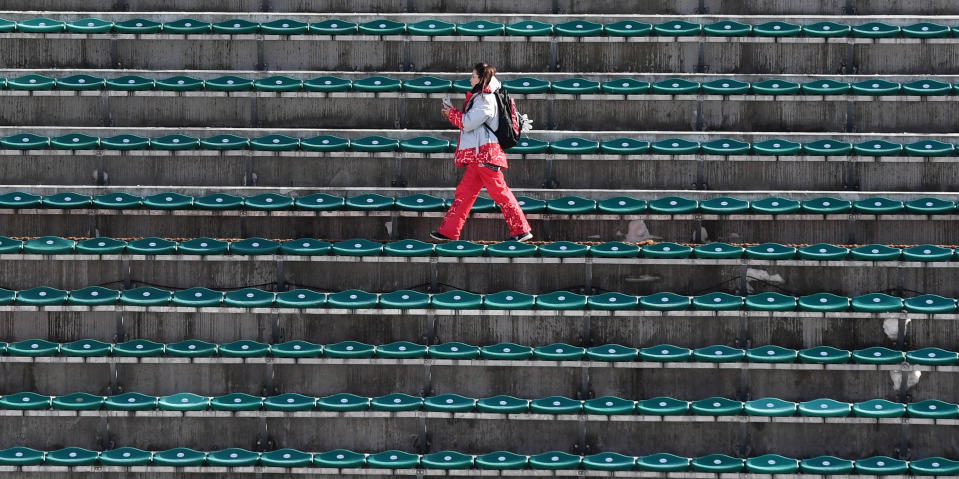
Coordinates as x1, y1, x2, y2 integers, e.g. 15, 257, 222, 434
430, 63, 533, 242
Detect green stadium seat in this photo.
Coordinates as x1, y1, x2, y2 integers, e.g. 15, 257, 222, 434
251, 134, 299, 151
651, 78, 700, 94
193, 192, 243, 210
399, 137, 450, 154
587, 292, 638, 310
745, 292, 796, 311
17, 18, 65, 33
751, 79, 801, 95
395, 193, 446, 211
803, 140, 852, 158
535, 291, 587, 309
315, 393, 369, 412
747, 345, 797, 363
701, 79, 751, 95
905, 197, 955, 213
797, 243, 849, 261
57, 74, 105, 90
529, 451, 582, 469
648, 196, 698, 213
259, 449, 313, 467
603, 20, 651, 36
264, 393, 316, 411
269, 340, 321, 358
799, 398, 852, 417
1, 133, 49, 149
327, 289, 379, 308
429, 342, 481, 359
376, 341, 428, 358
211, 393, 263, 411
158, 393, 211, 411
166, 339, 217, 357
654, 20, 702, 36
61, 338, 113, 356
156, 75, 204, 91
51, 133, 100, 150
853, 399, 905, 418
0, 392, 51, 410
601, 78, 650, 94
205, 75, 253, 92
407, 19, 456, 36
0, 447, 44, 466
583, 396, 635, 415
206, 448, 259, 467
367, 450, 419, 468
0, 192, 40, 209
508, 137, 549, 153
107, 75, 155, 90
539, 241, 588, 257
704, 20, 751, 36
294, 192, 345, 210
501, 77, 550, 94
435, 240, 484, 257
640, 344, 691, 362
452, 78, 472, 92
52, 392, 104, 411
802, 196, 851, 213
423, 394, 475, 412
230, 237, 280, 255
746, 455, 798, 474
745, 243, 796, 260
280, 238, 331, 255
855, 456, 908, 475
350, 135, 399, 152
851, 79, 901, 96
907, 347, 958, 365
691, 397, 743, 415
66, 18, 115, 33
143, 192, 193, 209
640, 292, 691, 310
693, 292, 744, 310
113, 18, 162, 34
586, 344, 638, 362
219, 339, 271, 357
162, 19, 212, 34
0, 19, 12, 33
275, 289, 326, 308
24, 236, 75, 254
910, 457, 959, 475
476, 395, 528, 413
549, 138, 599, 154
798, 293, 850, 312
324, 340, 375, 358
431, 290, 482, 309
754, 21, 802, 37
480, 342, 532, 359
212, 19, 259, 34
172, 287, 222, 307
904, 294, 957, 313
851, 292, 903, 312
583, 452, 635, 470
692, 454, 743, 472
902, 245, 954, 262
745, 398, 797, 416
853, 197, 904, 213
353, 76, 403, 93
589, 241, 639, 258
456, 20, 504, 36
76, 238, 126, 255
371, 393, 422, 411
636, 396, 688, 415
554, 19, 602, 36
421, 451, 473, 469
0, 288, 13, 306
803, 21, 851, 37
486, 241, 537, 258
44, 192, 93, 208
506, 20, 554, 36
200, 134, 249, 150
113, 339, 164, 357
105, 392, 157, 411
596, 197, 646, 214
908, 399, 959, 419
853, 22, 901, 38
801, 79, 850, 95
379, 290, 430, 308
358, 19, 406, 35
700, 197, 750, 214
254, 75, 302, 92
637, 453, 690, 472
533, 343, 585, 361
694, 345, 745, 362
599, 138, 649, 155
402, 76, 451, 93
313, 449, 367, 468
799, 346, 851, 364
303, 75, 352, 92
483, 291, 535, 310
153, 448, 206, 466
0, 236, 21, 253
178, 237, 228, 255
551, 78, 600, 94
93, 192, 142, 209
261, 19, 308, 35
902, 80, 953, 96
17, 286, 67, 306
310, 19, 358, 35
45, 447, 98, 466
801, 456, 855, 474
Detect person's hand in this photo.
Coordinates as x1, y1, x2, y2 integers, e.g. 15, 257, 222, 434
441, 106, 451, 118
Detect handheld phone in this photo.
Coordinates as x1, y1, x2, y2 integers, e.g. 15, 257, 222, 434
442, 97, 453, 108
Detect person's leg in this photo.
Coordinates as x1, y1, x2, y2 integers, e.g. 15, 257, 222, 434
436, 164, 484, 239
476, 165, 531, 237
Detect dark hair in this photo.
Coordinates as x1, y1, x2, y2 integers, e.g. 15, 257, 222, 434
473, 62, 496, 93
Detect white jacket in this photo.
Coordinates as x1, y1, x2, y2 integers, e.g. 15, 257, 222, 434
456, 76, 501, 153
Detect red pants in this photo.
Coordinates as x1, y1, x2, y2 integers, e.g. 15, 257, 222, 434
437, 163, 531, 240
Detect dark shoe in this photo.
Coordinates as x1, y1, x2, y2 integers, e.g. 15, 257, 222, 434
430, 231, 452, 242
506, 231, 533, 243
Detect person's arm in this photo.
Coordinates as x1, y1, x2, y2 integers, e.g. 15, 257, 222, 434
446, 95, 495, 132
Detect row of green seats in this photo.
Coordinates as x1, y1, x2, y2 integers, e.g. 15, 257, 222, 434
0, 191, 955, 215
3, 132, 957, 158
1, 389, 953, 419
3, 16, 958, 39
9, 235, 959, 262
0, 446, 953, 474
0, 285, 956, 313
3, 338, 953, 365
3, 73, 957, 97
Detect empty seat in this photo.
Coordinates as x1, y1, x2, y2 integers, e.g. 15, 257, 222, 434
654, 20, 701, 36
0, 392, 51, 410
163, 19, 212, 34
309, 20, 358, 35
114, 339, 164, 357
855, 456, 908, 474
158, 393, 210, 411
907, 347, 958, 365
800, 346, 851, 364
431, 290, 482, 309
751, 80, 800, 95
52, 392, 103, 411
589, 241, 640, 258
691, 397, 743, 415
61, 338, 112, 356
801, 196, 852, 213
366, 450, 419, 469
693, 292, 744, 311
407, 20, 456, 36
637, 453, 689, 472
429, 342, 480, 359
166, 339, 217, 357
456, 20, 504, 36
0, 447, 44, 466
535, 291, 587, 309
476, 395, 528, 413
693, 242, 745, 259
637, 397, 689, 415
153, 448, 206, 466
76, 238, 126, 255
851, 293, 903, 312
642, 242, 692, 259
532, 343, 585, 361
529, 451, 582, 470
211, 393, 263, 411
803, 21, 851, 37
66, 18, 114, 33
584, 396, 635, 415
853, 22, 901, 38
378, 290, 431, 308
353, 76, 402, 92
588, 292, 638, 310
539, 241, 588, 257
908, 399, 959, 419
260, 449, 312, 467
156, 75, 203, 91
105, 392, 157, 411
694, 345, 745, 362
230, 237, 281, 255
648, 196, 697, 213
435, 241, 485, 257
179, 237, 229, 255
423, 394, 475, 412
754, 21, 801, 37
639, 344, 691, 362
746, 454, 798, 474
605, 20, 652, 37
798, 398, 852, 417
800, 456, 855, 474
902, 245, 954, 263
853, 399, 906, 418
206, 448, 259, 467
508, 137, 549, 153
549, 138, 599, 154
551, 78, 600, 94
171, 287, 223, 307
480, 342, 532, 360
746, 243, 797, 260
704, 20, 751, 36
583, 452, 636, 470
702, 79, 751, 95
45, 447, 98, 466
24, 236, 74, 254
421, 451, 473, 469
314, 449, 366, 468
344, 194, 393, 211
220, 340, 270, 357
275, 289, 326, 308
358, 20, 406, 35
744, 398, 797, 416
264, 393, 315, 411
797, 244, 849, 260
506, 20, 554, 36
324, 341, 375, 358
910, 457, 959, 475
586, 344, 638, 362
332, 239, 383, 256
798, 293, 850, 312
17, 286, 67, 306
651, 78, 700, 94
316, 393, 369, 412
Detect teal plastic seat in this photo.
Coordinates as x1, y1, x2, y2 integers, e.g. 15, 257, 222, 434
280, 238, 331, 255
530, 396, 582, 414
113, 18, 162, 33
601, 78, 650, 95
219, 339, 271, 357
259, 449, 312, 467
701, 79, 751, 95
309, 19, 358, 35
752, 141, 801, 159
46, 447, 98, 466
905, 197, 955, 213
1, 133, 49, 150
407, 20, 456, 36
589, 241, 639, 258
371, 393, 422, 411
902, 22, 950, 38
554, 19, 602, 36
605, 20, 652, 36
904, 294, 956, 313
476, 395, 529, 413
907, 347, 958, 366
799, 346, 851, 364
156, 75, 204, 91
481, 342, 532, 360
325, 340, 375, 358
637, 453, 690, 472
0, 236, 21, 253
507, 137, 549, 153
200, 134, 249, 150
251, 134, 299, 151
745, 243, 796, 260
475, 451, 527, 469
105, 392, 157, 411
317, 393, 370, 412
260, 19, 308, 35
395, 193, 446, 211
692, 454, 743, 472
421, 451, 473, 469
379, 290, 430, 308
24, 236, 75, 254
57, 74, 105, 91
539, 241, 588, 258
506, 20, 554, 36
691, 397, 743, 415
43, 192, 92, 208
851, 79, 901, 96
211, 19, 259, 34
8, 74, 58, 92
640, 292, 691, 310
350, 135, 399, 152
314, 449, 367, 468
694, 345, 745, 362
171, 287, 222, 307
178, 237, 229, 255
0, 392, 51, 410
7, 339, 58, 356
431, 290, 482, 309
113, 339, 164, 357
533, 343, 585, 361
583, 452, 635, 470
205, 76, 253, 92
93, 192, 142, 209
855, 456, 908, 474
797, 243, 849, 260
588, 292, 638, 310
799, 398, 852, 417
153, 448, 206, 466
747, 345, 797, 363
651, 78, 700, 94
745, 292, 796, 311
0, 191, 41, 209
902, 245, 953, 263
746, 455, 798, 474
402, 76, 451, 93
270, 340, 323, 358
486, 241, 536, 258
230, 237, 280, 255
546, 196, 596, 213
549, 138, 599, 154
694, 242, 745, 259
853, 346, 905, 364
903, 80, 953, 97
654, 20, 702, 36
637, 397, 688, 415
275, 289, 326, 308
327, 289, 378, 308
801, 456, 854, 474
535, 291, 587, 309
456, 20, 505, 36
693, 292, 744, 310
802, 140, 853, 156
597, 197, 646, 214
264, 393, 315, 411
399, 137, 450, 154
376, 341, 428, 358
0, 19, 13, 33
17, 286, 68, 306
158, 393, 210, 411
551, 78, 600, 94
853, 197, 904, 213
166, 339, 217, 357
802, 196, 852, 213
501, 77, 550, 94
61, 339, 113, 356
745, 398, 796, 416
640, 344, 691, 362
599, 138, 649, 155
851, 292, 903, 312
0, 447, 44, 465
367, 450, 419, 469
143, 192, 193, 209
754, 21, 801, 37
910, 457, 959, 475
484, 291, 535, 310
423, 394, 476, 412
66, 18, 114, 33
294, 192, 344, 210
358, 19, 406, 35
529, 451, 582, 469
254, 75, 302, 92
751, 79, 801, 95
435, 240, 484, 257
0, 288, 13, 306
106, 75, 154, 91
76, 238, 125, 255
53, 392, 104, 410
704, 20, 751, 36
586, 344, 639, 361
853, 22, 901, 38
430, 342, 481, 359
804, 21, 851, 37
648, 196, 698, 213
353, 76, 402, 92
206, 449, 259, 467
798, 293, 850, 312
194, 193, 243, 210
162, 18, 212, 34
51, 133, 100, 150
908, 400, 959, 419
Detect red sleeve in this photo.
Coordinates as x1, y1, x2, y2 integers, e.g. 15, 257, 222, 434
446, 107, 464, 130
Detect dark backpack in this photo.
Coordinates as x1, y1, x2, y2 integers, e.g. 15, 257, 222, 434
483, 89, 521, 149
